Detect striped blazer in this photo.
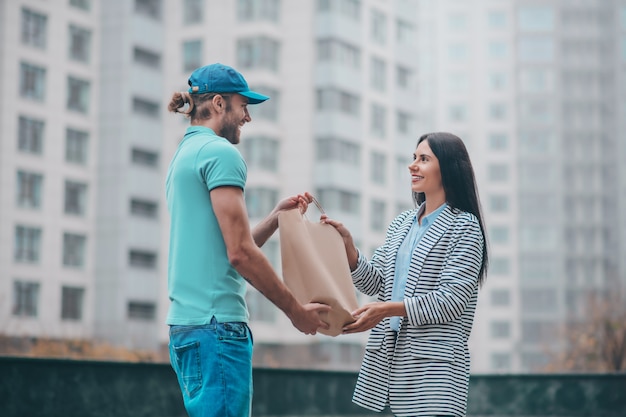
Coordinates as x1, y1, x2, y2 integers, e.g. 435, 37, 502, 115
351, 205, 484, 417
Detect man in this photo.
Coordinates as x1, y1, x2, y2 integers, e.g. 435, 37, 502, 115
165, 63, 329, 417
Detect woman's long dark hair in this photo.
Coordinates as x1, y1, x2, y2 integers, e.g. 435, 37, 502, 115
413, 132, 489, 285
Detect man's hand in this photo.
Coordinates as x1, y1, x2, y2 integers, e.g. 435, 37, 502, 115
289, 302, 331, 335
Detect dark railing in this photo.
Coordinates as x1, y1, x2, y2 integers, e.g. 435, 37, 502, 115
0, 357, 624, 417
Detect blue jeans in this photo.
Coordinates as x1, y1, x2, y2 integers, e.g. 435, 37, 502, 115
169, 317, 253, 417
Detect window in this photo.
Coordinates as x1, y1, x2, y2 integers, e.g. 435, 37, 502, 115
13, 281, 40, 317
240, 136, 280, 171
489, 195, 509, 212
16, 170, 43, 209
64, 181, 87, 216
448, 13, 468, 31
316, 88, 360, 116
371, 9, 387, 45
134, 47, 161, 68
246, 289, 276, 322
488, 11, 507, 29
237, 37, 280, 72
128, 301, 156, 320
448, 43, 469, 61
22, 8, 47, 49
490, 225, 509, 244
488, 41, 508, 59
396, 19, 414, 45
396, 66, 412, 89
521, 289, 556, 313
132, 147, 159, 167
129, 250, 157, 269
370, 151, 386, 185
488, 72, 508, 91
491, 289, 510, 306
521, 320, 556, 344
14, 225, 41, 263
61, 286, 85, 320
67, 76, 90, 113
20, 62, 46, 100
449, 104, 467, 122
130, 198, 158, 218
488, 164, 509, 182
448, 73, 469, 92
183, 0, 204, 24
63, 233, 86, 267
237, 0, 280, 22
18, 116, 44, 154
261, 240, 279, 269
315, 137, 360, 166
491, 353, 511, 371
396, 111, 412, 134
317, 39, 360, 69
70, 0, 91, 11
490, 257, 511, 275
66, 128, 88, 164
488, 133, 508, 151
489, 103, 507, 120
370, 199, 386, 231
490, 320, 510, 339
182, 40, 203, 72
68, 25, 91, 63
246, 187, 278, 218
317, 0, 360, 20
518, 37, 554, 62
370, 57, 386, 92
133, 97, 160, 118
518, 7, 553, 32
370, 103, 386, 138
316, 188, 360, 215
519, 69, 552, 93
520, 255, 556, 281
135, 0, 161, 20
248, 86, 279, 121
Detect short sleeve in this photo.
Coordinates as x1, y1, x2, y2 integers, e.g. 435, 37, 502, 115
197, 141, 247, 191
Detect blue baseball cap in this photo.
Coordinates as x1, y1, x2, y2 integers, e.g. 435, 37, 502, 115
187, 63, 269, 104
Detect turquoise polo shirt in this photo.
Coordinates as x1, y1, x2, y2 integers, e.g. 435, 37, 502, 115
165, 126, 249, 325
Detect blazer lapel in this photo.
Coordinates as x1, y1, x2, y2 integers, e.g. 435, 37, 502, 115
384, 210, 418, 298
403, 206, 456, 297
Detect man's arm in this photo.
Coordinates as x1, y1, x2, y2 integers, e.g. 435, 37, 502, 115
211, 186, 329, 334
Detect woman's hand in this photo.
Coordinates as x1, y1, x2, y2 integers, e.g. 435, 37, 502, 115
272, 192, 313, 215
342, 301, 405, 334
320, 215, 358, 269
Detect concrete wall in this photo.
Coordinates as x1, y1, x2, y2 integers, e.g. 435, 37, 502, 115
0, 357, 624, 417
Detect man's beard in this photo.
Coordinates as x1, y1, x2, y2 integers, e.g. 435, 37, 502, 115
221, 119, 240, 144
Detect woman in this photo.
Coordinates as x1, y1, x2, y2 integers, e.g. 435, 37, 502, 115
323, 132, 488, 417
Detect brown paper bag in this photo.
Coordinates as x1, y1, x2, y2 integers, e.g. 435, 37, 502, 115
278, 206, 358, 336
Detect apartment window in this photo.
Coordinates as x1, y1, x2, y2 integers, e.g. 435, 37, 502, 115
488, 164, 509, 182
488, 41, 508, 59
518, 6, 554, 32
370, 199, 386, 231
316, 188, 360, 215
240, 136, 280, 172
130, 198, 158, 218
490, 257, 510, 275
68, 25, 91, 63
246, 187, 278, 218
261, 240, 279, 269
370, 151, 386, 185
449, 104, 467, 122
22, 8, 47, 49
135, 0, 161, 19
317, 39, 361, 69
248, 86, 279, 121
64, 180, 87, 216
317, 0, 360, 21
396, 111, 412, 135
521, 353, 549, 371
491, 353, 511, 371
18, 116, 44, 154
132, 147, 159, 167
316, 88, 360, 116
133, 97, 160, 118
370, 57, 386, 92
237, 0, 280, 22
67, 77, 90, 113
182, 40, 203, 72
521, 289, 556, 313
520, 255, 556, 281
134, 47, 161, 68
129, 250, 157, 269
489, 195, 509, 212
488, 103, 507, 121
371, 9, 387, 45
490, 320, 510, 339
448, 13, 468, 31
20, 62, 46, 100
66, 128, 88, 164
370, 103, 386, 138
396, 66, 412, 89
491, 289, 510, 306
488, 133, 508, 151
448, 73, 469, 92
183, 0, 204, 24
128, 301, 156, 320
13, 281, 40, 317
16, 170, 43, 209
396, 19, 414, 45
63, 233, 86, 268
14, 225, 41, 263
70, 0, 91, 11
395, 156, 411, 184
488, 11, 507, 29
246, 289, 276, 323
518, 37, 554, 62
490, 225, 509, 244
237, 37, 280, 72
61, 286, 85, 320
519, 69, 552, 93
522, 320, 556, 344
448, 43, 469, 61
315, 137, 360, 166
